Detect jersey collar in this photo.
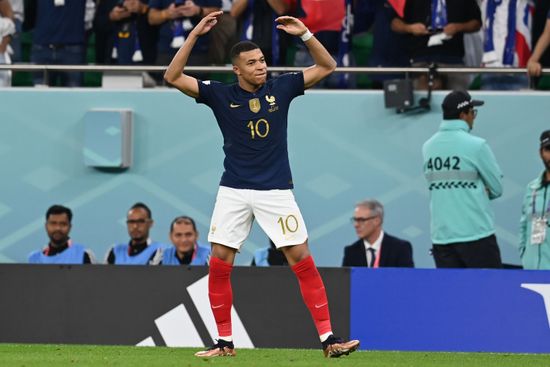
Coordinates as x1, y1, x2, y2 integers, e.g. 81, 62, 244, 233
439, 119, 470, 132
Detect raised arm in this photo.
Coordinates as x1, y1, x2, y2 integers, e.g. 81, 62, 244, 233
164, 11, 223, 98
275, 16, 336, 89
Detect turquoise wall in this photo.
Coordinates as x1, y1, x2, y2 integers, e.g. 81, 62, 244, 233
0, 88, 547, 267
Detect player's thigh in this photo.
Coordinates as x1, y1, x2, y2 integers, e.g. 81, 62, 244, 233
253, 190, 308, 247
208, 186, 254, 250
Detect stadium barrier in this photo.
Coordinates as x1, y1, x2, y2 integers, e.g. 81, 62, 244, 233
2, 265, 550, 353
0, 64, 548, 89
0, 264, 349, 349
352, 268, 550, 353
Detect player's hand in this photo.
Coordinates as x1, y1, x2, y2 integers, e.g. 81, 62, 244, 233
190, 10, 222, 37
408, 23, 429, 36
527, 59, 542, 77
275, 16, 307, 37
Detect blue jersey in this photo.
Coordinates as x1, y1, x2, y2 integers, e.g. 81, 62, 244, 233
34, 0, 86, 45
111, 242, 164, 265
196, 72, 304, 190
28, 244, 87, 264
161, 244, 210, 266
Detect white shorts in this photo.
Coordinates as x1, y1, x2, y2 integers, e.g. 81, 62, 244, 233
207, 186, 308, 250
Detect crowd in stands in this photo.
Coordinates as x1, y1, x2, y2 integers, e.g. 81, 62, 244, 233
1, 0, 550, 88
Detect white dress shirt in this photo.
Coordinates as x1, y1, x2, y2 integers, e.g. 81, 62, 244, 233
363, 231, 384, 267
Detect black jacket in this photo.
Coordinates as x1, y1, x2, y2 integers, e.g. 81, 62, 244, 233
342, 233, 414, 267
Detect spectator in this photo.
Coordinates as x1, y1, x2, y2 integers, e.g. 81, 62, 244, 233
7, 0, 22, 62
108, 0, 158, 65
422, 90, 503, 268
28, 205, 94, 264
519, 130, 550, 270
293, 0, 347, 88
0, 0, 14, 86
480, 0, 532, 90
148, 0, 221, 72
105, 202, 164, 265
161, 216, 210, 265
94, 0, 117, 64
527, 7, 550, 78
358, 0, 409, 89
231, 0, 290, 66
30, 0, 89, 86
251, 239, 288, 266
343, 199, 414, 268
389, 0, 482, 90
208, 0, 237, 65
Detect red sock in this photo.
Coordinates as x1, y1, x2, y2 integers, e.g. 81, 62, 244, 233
291, 255, 332, 336
208, 257, 234, 338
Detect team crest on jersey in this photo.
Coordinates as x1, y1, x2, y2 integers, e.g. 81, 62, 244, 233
266, 95, 279, 113
249, 98, 261, 113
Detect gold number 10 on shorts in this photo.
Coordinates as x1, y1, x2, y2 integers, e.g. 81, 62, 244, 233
247, 119, 270, 139
277, 215, 299, 235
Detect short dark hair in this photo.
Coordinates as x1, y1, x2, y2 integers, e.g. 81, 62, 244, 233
443, 108, 469, 120
170, 216, 197, 233
230, 41, 261, 63
46, 205, 72, 223
130, 202, 152, 219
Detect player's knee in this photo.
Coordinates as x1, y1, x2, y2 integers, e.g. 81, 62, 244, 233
211, 243, 237, 263
282, 242, 310, 264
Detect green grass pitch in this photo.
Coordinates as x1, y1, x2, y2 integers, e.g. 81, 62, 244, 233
1, 344, 549, 367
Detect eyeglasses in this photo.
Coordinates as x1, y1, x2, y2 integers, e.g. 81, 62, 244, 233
470, 109, 478, 117
126, 219, 150, 225
351, 216, 378, 224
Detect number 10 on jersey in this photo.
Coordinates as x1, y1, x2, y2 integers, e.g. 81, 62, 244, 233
247, 119, 270, 139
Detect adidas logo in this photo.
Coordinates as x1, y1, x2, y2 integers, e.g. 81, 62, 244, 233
137, 275, 254, 348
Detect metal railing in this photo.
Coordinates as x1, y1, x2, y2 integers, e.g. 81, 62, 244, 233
0, 64, 548, 88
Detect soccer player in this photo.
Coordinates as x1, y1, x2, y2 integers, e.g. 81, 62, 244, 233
164, 10, 360, 359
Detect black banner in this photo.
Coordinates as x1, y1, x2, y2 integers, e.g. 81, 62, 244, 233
0, 264, 350, 349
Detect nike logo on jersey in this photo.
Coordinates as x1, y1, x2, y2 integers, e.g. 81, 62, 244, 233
230, 103, 241, 108
212, 304, 225, 309
314, 302, 327, 309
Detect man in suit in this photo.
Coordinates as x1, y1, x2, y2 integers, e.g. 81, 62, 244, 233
342, 199, 414, 267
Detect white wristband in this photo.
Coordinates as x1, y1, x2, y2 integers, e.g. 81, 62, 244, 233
300, 30, 313, 42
